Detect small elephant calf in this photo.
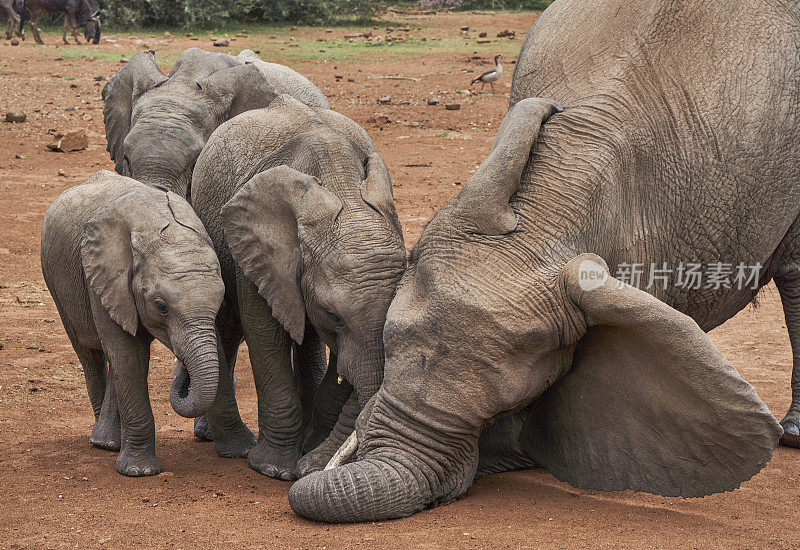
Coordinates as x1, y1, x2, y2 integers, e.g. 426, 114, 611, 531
41, 171, 225, 476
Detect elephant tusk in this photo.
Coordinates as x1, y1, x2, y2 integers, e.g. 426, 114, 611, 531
337, 374, 343, 384
324, 431, 358, 470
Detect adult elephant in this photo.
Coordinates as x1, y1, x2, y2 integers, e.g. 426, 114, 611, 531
189, 95, 406, 479
102, 48, 327, 198
289, 0, 799, 522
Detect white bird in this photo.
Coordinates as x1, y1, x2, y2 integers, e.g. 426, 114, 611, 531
470, 54, 503, 93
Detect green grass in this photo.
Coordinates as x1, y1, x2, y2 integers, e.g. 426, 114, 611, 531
256, 35, 524, 62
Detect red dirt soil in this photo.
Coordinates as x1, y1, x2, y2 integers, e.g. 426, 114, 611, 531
0, 11, 797, 549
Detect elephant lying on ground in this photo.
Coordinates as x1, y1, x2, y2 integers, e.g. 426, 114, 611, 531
189, 95, 406, 479
41, 171, 225, 476
289, 0, 799, 522
102, 48, 327, 197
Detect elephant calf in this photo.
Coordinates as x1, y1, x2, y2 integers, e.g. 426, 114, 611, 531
190, 95, 406, 479
41, 171, 225, 476
102, 47, 327, 197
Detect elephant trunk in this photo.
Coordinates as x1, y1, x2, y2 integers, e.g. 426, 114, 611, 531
169, 331, 219, 418
339, 342, 384, 407
288, 389, 478, 522
288, 454, 429, 522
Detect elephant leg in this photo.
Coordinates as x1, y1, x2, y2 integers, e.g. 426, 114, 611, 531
293, 324, 328, 437
237, 276, 302, 480
90, 361, 121, 451
88, 296, 161, 476
61, 15, 68, 44
775, 266, 800, 447
297, 388, 359, 477
205, 316, 257, 458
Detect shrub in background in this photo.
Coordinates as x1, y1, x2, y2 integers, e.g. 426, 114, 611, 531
94, 0, 386, 28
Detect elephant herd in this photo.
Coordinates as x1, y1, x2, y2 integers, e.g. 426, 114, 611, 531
40, 0, 800, 524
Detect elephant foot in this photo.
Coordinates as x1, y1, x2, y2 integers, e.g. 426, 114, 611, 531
296, 437, 341, 478
780, 413, 800, 448
89, 418, 121, 451
213, 422, 257, 458
247, 440, 301, 480
116, 451, 162, 477
193, 415, 213, 441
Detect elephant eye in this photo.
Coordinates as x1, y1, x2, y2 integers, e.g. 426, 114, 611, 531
154, 298, 168, 316
328, 311, 343, 328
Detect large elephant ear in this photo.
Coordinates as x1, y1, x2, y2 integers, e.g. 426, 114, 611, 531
79, 191, 145, 336
196, 63, 278, 122
102, 50, 168, 175
521, 254, 782, 497
451, 97, 562, 235
360, 153, 403, 237
220, 165, 342, 344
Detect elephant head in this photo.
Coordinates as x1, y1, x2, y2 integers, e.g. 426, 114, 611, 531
220, 129, 406, 409
80, 183, 225, 417
288, 98, 782, 522
102, 48, 278, 197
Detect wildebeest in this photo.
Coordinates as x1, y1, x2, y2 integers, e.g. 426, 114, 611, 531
1, 0, 24, 40
17, 0, 100, 45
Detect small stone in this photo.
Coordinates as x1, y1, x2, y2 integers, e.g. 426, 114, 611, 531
93, 75, 105, 81
254, 50, 261, 54
10, 38, 19, 46
479, 32, 487, 38
372, 115, 390, 124
58, 169, 66, 177
69, 83, 78, 88
477, 39, 491, 44
334, 74, 343, 79
290, 26, 298, 31
47, 129, 88, 152
15, 154, 23, 159
189, 37, 198, 41
427, 97, 439, 106
347, 78, 354, 82
377, 96, 391, 104
120, 57, 129, 64
288, 43, 299, 48
445, 103, 461, 111
213, 38, 229, 47
5, 111, 26, 123
141, 497, 149, 503
460, 26, 469, 31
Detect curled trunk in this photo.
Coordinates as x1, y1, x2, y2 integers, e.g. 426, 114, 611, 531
289, 390, 478, 522
169, 332, 219, 418
289, 454, 430, 523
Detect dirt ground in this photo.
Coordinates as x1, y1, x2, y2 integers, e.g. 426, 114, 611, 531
0, 10, 798, 549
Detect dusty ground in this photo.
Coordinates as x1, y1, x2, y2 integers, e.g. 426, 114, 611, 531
0, 10, 798, 549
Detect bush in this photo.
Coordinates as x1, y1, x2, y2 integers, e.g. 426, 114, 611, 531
417, 0, 553, 10
95, 0, 386, 29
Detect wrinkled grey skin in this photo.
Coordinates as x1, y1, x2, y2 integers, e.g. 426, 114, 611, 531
102, 47, 327, 198
289, 0, 798, 522
41, 171, 225, 476
190, 95, 405, 480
